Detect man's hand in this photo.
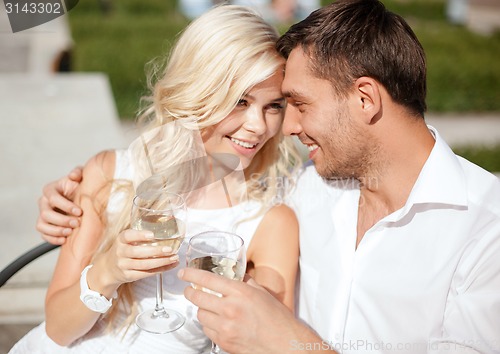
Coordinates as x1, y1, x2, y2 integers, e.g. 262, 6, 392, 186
36, 166, 83, 245
179, 268, 330, 354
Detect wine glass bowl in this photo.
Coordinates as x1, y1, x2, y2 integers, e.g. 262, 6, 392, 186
131, 190, 187, 334
187, 231, 245, 280
186, 230, 246, 353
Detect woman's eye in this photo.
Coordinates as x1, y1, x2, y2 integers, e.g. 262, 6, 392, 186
237, 99, 248, 107
267, 102, 284, 113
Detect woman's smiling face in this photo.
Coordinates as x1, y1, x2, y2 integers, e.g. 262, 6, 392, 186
201, 70, 285, 169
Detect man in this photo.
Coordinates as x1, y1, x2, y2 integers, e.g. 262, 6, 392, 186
180, 0, 500, 352
37, 0, 500, 353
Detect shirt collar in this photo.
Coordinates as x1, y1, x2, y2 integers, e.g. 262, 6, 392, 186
385, 126, 468, 223
412, 126, 467, 205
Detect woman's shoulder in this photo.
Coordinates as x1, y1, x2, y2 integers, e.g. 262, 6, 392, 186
78, 150, 117, 200
82, 150, 116, 180
84, 149, 115, 167
251, 204, 298, 241
263, 203, 297, 223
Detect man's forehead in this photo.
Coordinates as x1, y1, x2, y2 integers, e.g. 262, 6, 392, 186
282, 48, 321, 100
282, 88, 308, 101
282, 49, 307, 89
285, 47, 309, 69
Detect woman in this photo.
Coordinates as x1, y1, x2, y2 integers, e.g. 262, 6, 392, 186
11, 5, 301, 353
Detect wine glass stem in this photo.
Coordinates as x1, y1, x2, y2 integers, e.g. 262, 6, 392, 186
154, 273, 168, 317
211, 341, 220, 354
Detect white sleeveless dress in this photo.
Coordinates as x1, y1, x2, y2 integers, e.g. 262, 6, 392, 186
10, 149, 265, 354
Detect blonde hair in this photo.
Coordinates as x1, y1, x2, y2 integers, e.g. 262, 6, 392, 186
94, 4, 302, 330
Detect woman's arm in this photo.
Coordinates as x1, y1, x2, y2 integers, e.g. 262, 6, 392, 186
44, 151, 180, 346
246, 204, 299, 311
44, 151, 116, 345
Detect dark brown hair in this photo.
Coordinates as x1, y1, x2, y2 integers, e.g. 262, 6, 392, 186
277, 0, 427, 116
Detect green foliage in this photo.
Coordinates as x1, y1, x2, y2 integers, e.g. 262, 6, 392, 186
68, 0, 500, 118
453, 144, 500, 173
323, 0, 500, 113
67, 0, 188, 119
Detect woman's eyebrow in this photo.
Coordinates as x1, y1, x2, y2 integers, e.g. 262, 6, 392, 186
243, 93, 285, 102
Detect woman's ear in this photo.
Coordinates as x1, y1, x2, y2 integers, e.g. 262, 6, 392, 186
354, 77, 382, 125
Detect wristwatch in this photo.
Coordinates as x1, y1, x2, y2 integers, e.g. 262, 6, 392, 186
79, 265, 117, 313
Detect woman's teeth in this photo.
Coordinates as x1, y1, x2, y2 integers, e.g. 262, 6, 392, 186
230, 137, 257, 149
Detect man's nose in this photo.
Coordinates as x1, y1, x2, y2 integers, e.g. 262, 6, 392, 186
282, 108, 302, 136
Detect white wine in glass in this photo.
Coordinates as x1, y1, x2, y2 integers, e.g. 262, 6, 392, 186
186, 231, 246, 353
131, 190, 186, 334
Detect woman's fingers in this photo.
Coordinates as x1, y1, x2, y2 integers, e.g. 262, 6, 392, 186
124, 256, 180, 272
115, 229, 181, 271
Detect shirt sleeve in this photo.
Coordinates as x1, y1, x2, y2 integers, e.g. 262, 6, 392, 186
430, 220, 500, 353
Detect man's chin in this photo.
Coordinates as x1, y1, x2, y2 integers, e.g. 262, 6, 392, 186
313, 162, 335, 179
313, 163, 356, 181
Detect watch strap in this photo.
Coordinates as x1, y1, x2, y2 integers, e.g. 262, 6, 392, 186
79, 264, 117, 313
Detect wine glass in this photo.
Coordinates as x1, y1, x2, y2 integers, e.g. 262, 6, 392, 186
186, 230, 246, 354
131, 190, 187, 334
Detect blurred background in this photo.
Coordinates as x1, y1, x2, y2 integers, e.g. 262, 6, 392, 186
63, 0, 500, 170
0, 0, 499, 352
65, 0, 500, 113
2, 0, 498, 167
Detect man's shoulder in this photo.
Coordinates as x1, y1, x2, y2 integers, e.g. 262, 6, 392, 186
457, 155, 500, 216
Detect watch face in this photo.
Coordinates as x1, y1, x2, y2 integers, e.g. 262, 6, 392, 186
83, 295, 109, 312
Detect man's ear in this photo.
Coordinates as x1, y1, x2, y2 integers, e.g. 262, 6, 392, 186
354, 77, 382, 125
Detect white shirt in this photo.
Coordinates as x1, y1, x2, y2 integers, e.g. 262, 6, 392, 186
289, 127, 500, 353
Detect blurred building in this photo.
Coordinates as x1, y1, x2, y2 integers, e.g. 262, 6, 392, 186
179, 0, 320, 24
447, 0, 500, 35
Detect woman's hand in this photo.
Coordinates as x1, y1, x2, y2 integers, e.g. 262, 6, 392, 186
92, 228, 180, 290
36, 166, 83, 245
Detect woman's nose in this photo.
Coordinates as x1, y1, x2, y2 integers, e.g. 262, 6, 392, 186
243, 107, 267, 135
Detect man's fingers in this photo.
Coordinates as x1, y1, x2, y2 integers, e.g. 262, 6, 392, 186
36, 218, 73, 237
68, 166, 83, 182
195, 309, 222, 342
39, 205, 80, 228
179, 268, 238, 296
41, 175, 82, 217
184, 283, 224, 314
185, 285, 246, 353
49, 193, 81, 216
41, 234, 67, 245
60, 166, 83, 197
200, 326, 219, 345
243, 274, 262, 289
46, 193, 81, 217
60, 180, 80, 201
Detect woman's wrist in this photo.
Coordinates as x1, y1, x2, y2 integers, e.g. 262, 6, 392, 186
85, 261, 120, 299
